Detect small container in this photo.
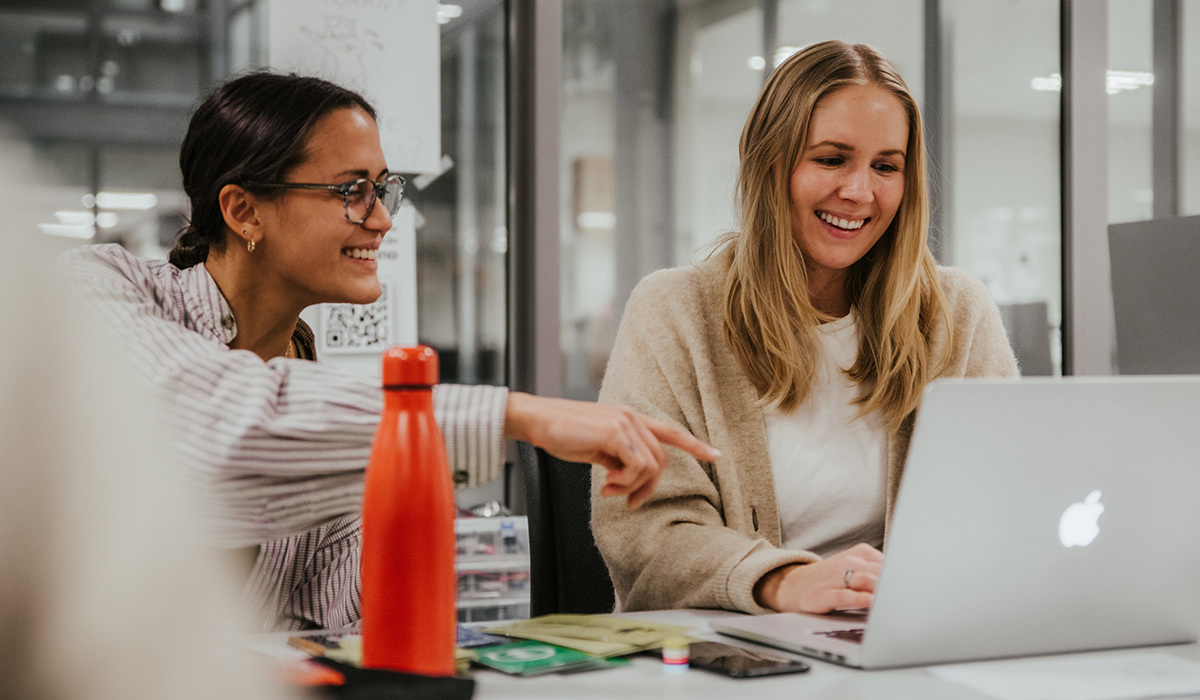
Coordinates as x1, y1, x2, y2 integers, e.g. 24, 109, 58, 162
661, 636, 690, 672
499, 519, 519, 554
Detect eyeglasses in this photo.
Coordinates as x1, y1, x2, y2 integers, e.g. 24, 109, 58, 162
246, 173, 405, 225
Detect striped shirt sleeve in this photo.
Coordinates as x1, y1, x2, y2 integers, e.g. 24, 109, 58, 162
60, 244, 508, 547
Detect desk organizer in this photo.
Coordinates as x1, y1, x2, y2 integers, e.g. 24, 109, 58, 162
455, 516, 531, 622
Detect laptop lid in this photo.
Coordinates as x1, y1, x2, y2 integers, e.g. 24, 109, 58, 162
716, 377, 1200, 669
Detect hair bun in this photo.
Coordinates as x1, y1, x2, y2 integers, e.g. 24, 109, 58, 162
168, 226, 209, 269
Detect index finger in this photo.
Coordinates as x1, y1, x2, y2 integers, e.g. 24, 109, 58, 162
642, 416, 721, 462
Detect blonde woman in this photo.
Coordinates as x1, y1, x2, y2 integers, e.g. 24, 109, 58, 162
592, 41, 1018, 615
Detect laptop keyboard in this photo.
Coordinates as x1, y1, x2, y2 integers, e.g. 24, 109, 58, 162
813, 628, 865, 644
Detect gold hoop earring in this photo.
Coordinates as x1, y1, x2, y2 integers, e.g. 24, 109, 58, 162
246, 232, 256, 254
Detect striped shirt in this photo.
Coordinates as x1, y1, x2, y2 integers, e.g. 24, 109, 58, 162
61, 244, 508, 631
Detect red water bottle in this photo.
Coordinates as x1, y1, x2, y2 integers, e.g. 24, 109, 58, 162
361, 346, 456, 675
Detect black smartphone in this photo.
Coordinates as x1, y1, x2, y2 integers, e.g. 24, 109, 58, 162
686, 641, 811, 678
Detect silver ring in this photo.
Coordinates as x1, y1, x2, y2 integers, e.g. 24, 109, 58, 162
843, 568, 854, 588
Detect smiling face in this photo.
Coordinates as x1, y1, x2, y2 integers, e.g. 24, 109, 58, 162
257, 106, 392, 308
789, 83, 909, 309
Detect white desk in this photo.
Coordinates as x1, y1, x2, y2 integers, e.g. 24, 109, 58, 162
471, 609, 1200, 700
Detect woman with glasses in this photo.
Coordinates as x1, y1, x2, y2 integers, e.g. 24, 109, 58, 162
63, 72, 716, 631
591, 41, 1017, 617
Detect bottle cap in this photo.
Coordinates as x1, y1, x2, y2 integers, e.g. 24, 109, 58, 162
381, 345, 439, 387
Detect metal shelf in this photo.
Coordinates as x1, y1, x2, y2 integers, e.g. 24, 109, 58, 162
456, 594, 530, 610
456, 554, 530, 573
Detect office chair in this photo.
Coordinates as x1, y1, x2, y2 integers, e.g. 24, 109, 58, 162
998, 301, 1054, 376
517, 442, 615, 616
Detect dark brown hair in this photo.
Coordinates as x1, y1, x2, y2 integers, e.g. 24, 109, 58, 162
170, 72, 376, 269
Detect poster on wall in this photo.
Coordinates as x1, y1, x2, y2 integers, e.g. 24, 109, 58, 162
266, 0, 441, 174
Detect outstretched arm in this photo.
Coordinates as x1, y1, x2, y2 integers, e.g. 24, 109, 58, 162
504, 392, 719, 508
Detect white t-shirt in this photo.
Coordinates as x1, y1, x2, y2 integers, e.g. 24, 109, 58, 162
764, 310, 887, 557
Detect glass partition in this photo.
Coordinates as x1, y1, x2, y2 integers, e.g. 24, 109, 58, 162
1183, 1, 1200, 216
945, 0, 1060, 375
1, 0, 508, 389
561, 0, 1064, 398
1107, 0, 1153, 225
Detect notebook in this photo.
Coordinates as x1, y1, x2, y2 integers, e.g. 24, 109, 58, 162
712, 377, 1200, 669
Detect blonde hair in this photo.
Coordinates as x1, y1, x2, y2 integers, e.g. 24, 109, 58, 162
723, 40, 951, 431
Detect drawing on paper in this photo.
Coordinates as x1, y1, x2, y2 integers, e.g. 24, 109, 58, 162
300, 15, 384, 87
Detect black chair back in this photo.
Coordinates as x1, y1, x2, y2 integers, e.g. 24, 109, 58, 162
517, 442, 615, 616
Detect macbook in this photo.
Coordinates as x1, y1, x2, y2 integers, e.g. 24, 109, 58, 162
712, 377, 1200, 668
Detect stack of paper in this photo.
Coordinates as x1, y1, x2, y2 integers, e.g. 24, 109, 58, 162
287, 632, 478, 675
485, 614, 702, 658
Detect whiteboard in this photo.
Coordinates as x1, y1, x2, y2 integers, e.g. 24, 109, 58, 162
267, 0, 441, 174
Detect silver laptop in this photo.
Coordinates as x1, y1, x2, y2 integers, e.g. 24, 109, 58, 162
713, 377, 1200, 669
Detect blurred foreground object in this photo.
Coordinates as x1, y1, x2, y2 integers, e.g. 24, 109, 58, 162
0, 231, 290, 700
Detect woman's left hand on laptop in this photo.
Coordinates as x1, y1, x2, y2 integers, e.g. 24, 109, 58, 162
753, 542, 884, 614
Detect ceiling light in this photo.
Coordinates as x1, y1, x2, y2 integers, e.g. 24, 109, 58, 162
95, 191, 158, 210
1031, 73, 1063, 91
39, 223, 96, 239
1030, 70, 1154, 94
1105, 70, 1154, 94
577, 211, 616, 229
436, 4, 463, 24
54, 210, 95, 226
773, 45, 803, 68
747, 56, 766, 71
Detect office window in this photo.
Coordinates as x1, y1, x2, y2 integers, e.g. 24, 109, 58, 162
560, 0, 667, 400
561, 0, 1063, 397
414, 1, 508, 386
945, 0, 1060, 375
1183, 1, 1200, 216
0, 1, 205, 258
99, 12, 207, 98
1, 0, 508, 388
673, 2, 762, 263
1107, 0, 1153, 225
777, 0, 924, 97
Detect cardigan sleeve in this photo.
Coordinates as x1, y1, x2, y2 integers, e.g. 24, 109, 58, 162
591, 270, 818, 613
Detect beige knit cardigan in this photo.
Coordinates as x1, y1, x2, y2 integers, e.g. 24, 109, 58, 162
591, 247, 1020, 615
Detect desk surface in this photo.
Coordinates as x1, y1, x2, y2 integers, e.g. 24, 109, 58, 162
471, 609, 1200, 700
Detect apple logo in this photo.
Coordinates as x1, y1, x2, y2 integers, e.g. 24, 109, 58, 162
1058, 490, 1105, 547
